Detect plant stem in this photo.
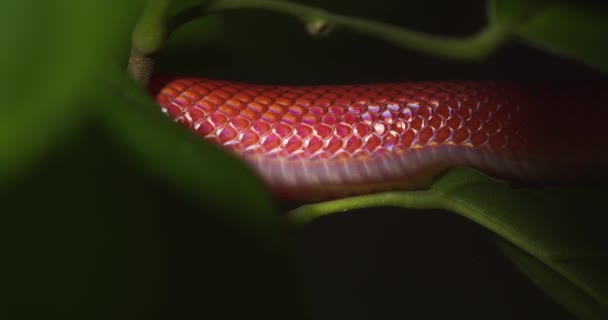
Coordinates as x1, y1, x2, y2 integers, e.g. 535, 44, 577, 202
286, 191, 443, 227
128, 0, 173, 86
132, 0, 172, 54
127, 48, 156, 87
170, 0, 510, 60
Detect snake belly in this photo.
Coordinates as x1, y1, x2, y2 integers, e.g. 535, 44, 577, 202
150, 76, 608, 200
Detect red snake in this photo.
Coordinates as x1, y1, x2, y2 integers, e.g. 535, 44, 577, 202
150, 76, 608, 200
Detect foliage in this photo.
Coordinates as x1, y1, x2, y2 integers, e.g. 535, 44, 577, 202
1, 0, 606, 319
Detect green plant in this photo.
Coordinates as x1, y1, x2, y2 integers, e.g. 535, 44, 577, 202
1, 0, 606, 319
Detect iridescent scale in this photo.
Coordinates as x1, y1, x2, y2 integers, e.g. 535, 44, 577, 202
151, 77, 607, 200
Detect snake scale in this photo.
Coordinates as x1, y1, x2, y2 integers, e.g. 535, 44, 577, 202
150, 76, 608, 200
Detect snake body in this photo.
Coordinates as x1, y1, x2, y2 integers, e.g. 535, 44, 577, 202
150, 77, 608, 200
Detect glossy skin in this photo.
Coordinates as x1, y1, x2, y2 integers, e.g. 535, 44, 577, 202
150, 77, 608, 200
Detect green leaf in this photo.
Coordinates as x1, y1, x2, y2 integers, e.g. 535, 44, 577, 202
432, 168, 608, 261
1, 127, 169, 319
434, 168, 608, 313
0, 121, 306, 319
1, 1, 306, 317
0, 0, 144, 188
491, 0, 608, 73
289, 167, 608, 316
99, 73, 281, 242
94, 73, 307, 318
489, 0, 552, 26
497, 239, 608, 319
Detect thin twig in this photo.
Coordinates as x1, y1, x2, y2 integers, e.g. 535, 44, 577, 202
169, 0, 510, 60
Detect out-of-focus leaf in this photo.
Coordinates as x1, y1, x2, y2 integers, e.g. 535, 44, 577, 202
1, 120, 306, 319
1, 0, 306, 317
491, 0, 608, 73
497, 239, 608, 319
100, 73, 281, 242
1, 126, 169, 319
97, 72, 307, 318
0, 0, 144, 188
489, 0, 551, 25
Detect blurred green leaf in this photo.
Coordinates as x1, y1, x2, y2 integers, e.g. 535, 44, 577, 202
489, 0, 551, 25
1, 126, 169, 319
1, 0, 307, 318
96, 72, 307, 318
100, 73, 281, 241
1, 120, 306, 319
0, 0, 143, 188
492, 0, 608, 73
